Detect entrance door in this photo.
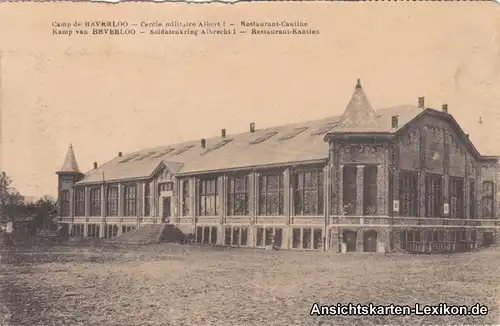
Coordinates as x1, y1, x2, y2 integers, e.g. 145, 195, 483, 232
343, 230, 357, 252
363, 230, 378, 252
162, 197, 171, 221
483, 232, 494, 247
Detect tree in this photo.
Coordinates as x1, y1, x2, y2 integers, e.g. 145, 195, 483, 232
33, 196, 58, 229
0, 171, 24, 222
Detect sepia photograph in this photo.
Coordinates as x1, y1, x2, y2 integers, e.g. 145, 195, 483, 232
1, 2, 500, 325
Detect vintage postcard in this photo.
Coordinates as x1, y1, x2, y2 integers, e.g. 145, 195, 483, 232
0, 2, 499, 325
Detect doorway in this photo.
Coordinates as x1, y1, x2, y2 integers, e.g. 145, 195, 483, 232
363, 230, 378, 252
162, 197, 171, 221
343, 230, 357, 252
483, 232, 495, 247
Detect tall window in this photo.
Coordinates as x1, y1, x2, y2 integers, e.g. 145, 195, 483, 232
482, 181, 494, 218
144, 183, 151, 216
106, 186, 118, 216
293, 169, 324, 216
60, 190, 70, 216
199, 178, 219, 216
227, 175, 249, 216
470, 180, 476, 219
400, 172, 418, 217
363, 166, 378, 215
182, 180, 191, 216
342, 166, 357, 216
123, 184, 137, 216
449, 177, 464, 218
90, 188, 101, 216
425, 174, 442, 217
258, 172, 284, 216
74, 188, 85, 216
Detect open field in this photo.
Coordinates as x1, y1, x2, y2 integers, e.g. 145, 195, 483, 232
1, 243, 499, 326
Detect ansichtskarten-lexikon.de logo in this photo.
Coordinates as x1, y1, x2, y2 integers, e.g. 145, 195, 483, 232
310, 303, 489, 316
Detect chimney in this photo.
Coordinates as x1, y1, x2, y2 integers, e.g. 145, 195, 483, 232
442, 104, 448, 114
93, 162, 98, 169
201, 138, 206, 149
391, 116, 398, 129
418, 96, 425, 109
466, 134, 470, 139
221, 129, 226, 138
118, 152, 123, 157
250, 122, 256, 133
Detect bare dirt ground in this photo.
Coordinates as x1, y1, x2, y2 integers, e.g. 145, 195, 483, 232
0, 243, 499, 326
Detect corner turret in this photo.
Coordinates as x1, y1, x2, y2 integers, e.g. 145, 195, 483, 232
56, 144, 84, 218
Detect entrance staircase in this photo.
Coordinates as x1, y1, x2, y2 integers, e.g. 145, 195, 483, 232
111, 223, 187, 245
112, 224, 165, 245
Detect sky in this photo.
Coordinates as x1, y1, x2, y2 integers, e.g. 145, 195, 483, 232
0, 2, 499, 198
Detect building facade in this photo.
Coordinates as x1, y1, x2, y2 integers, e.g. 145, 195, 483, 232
56, 80, 500, 252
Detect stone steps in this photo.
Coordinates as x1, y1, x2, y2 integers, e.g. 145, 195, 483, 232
113, 224, 166, 245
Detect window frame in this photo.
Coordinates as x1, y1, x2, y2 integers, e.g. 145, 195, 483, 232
60, 190, 70, 216
226, 174, 249, 216
198, 177, 219, 216
123, 183, 137, 217
258, 171, 284, 216
74, 188, 85, 216
292, 169, 324, 216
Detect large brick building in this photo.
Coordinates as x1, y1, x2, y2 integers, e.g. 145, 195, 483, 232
56, 80, 500, 252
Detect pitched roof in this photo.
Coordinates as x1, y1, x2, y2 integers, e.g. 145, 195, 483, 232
78, 158, 183, 184
75, 108, 422, 184
57, 144, 81, 174
457, 115, 500, 157
72, 82, 498, 185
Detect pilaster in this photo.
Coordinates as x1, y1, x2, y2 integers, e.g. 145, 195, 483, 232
136, 181, 142, 228
117, 183, 123, 235
284, 168, 291, 225
418, 172, 426, 218
141, 182, 146, 218
100, 184, 105, 238
323, 164, 330, 251
476, 167, 482, 219
69, 187, 74, 235
249, 171, 257, 223
443, 128, 450, 216
376, 163, 386, 216
217, 176, 224, 240
179, 179, 184, 219
190, 178, 196, 223
159, 195, 164, 220
221, 175, 227, 225
329, 161, 336, 216
464, 159, 470, 219
84, 186, 90, 218
152, 179, 157, 219
338, 165, 344, 216
356, 165, 364, 216
248, 172, 257, 247
83, 186, 89, 237
418, 126, 426, 218
443, 175, 449, 218
149, 182, 154, 221
191, 177, 200, 223
496, 164, 500, 219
